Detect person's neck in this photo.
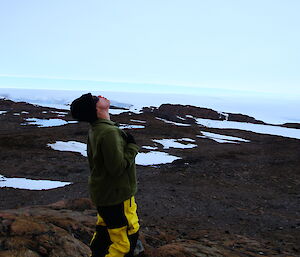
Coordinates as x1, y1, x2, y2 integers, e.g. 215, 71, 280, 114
97, 110, 110, 120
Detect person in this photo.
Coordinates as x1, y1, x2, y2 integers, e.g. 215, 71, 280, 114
70, 93, 141, 257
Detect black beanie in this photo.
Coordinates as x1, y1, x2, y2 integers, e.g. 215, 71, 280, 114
70, 93, 98, 123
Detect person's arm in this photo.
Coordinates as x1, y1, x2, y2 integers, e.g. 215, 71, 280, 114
124, 141, 139, 168
87, 134, 93, 170
101, 130, 138, 177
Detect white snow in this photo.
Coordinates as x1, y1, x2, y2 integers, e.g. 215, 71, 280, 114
0, 174, 71, 190
186, 115, 194, 119
142, 146, 158, 150
47, 140, 179, 167
155, 117, 191, 127
51, 111, 68, 116
0, 111, 7, 115
130, 119, 147, 123
196, 118, 300, 140
119, 124, 145, 129
21, 111, 29, 114
48, 141, 87, 157
176, 116, 186, 120
47, 140, 179, 166
153, 138, 197, 149
22, 118, 78, 127
13, 113, 20, 116
198, 131, 250, 144
179, 138, 196, 142
135, 151, 181, 165
218, 112, 229, 120
110, 109, 130, 115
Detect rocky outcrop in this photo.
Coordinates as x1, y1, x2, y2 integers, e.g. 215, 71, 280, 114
0, 199, 294, 257
0, 199, 94, 257
143, 104, 265, 124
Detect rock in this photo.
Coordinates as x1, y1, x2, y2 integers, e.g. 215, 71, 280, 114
0, 249, 41, 257
0, 200, 94, 257
10, 218, 48, 235
144, 104, 265, 124
0, 198, 296, 257
154, 240, 225, 257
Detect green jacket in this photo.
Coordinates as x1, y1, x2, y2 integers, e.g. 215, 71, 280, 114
87, 119, 139, 206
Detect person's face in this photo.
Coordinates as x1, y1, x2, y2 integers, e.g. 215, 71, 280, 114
95, 95, 110, 111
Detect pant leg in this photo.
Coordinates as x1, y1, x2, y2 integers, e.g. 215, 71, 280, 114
125, 232, 139, 257
97, 197, 140, 257
90, 215, 112, 257
124, 197, 140, 257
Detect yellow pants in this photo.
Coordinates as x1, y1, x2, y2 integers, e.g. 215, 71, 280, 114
90, 196, 140, 257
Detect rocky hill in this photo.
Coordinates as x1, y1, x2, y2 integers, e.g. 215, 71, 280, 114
0, 99, 299, 256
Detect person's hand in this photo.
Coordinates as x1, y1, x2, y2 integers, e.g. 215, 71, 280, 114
125, 132, 136, 144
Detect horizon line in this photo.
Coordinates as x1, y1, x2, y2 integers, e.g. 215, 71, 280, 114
0, 74, 297, 97
0, 74, 270, 93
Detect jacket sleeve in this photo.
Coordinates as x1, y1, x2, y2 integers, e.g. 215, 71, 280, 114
87, 135, 92, 169
101, 129, 139, 177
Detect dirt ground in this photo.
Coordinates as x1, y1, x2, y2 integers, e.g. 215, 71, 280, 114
0, 99, 299, 256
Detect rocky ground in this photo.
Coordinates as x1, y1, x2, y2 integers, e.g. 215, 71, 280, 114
0, 99, 299, 256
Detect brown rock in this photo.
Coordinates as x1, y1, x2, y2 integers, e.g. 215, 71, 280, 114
0, 249, 40, 257
10, 218, 48, 235
0, 200, 94, 257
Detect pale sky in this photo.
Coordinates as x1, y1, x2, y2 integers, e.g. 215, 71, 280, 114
0, 0, 299, 95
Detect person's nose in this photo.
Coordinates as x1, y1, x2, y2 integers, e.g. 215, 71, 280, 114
98, 95, 108, 100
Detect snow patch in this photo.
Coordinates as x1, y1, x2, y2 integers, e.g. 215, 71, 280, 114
196, 118, 300, 140
198, 131, 250, 144
110, 109, 129, 115
130, 119, 147, 123
142, 146, 158, 150
48, 140, 179, 166
0, 174, 71, 190
119, 124, 145, 130
179, 138, 196, 142
22, 118, 78, 127
136, 151, 181, 165
153, 138, 197, 149
186, 115, 195, 119
176, 116, 186, 120
51, 111, 68, 117
155, 117, 191, 127
218, 112, 229, 120
48, 141, 87, 157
